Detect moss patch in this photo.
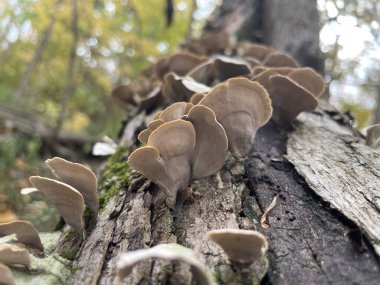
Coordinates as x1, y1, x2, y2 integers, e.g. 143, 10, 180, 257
98, 146, 131, 209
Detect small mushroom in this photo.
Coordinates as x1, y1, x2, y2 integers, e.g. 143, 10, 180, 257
0, 263, 15, 285
287, 68, 325, 97
208, 229, 268, 267
188, 56, 251, 85
190, 93, 206, 105
111, 85, 140, 107
45, 157, 98, 213
0, 243, 31, 267
168, 52, 207, 76
237, 42, 274, 61
162, 73, 211, 102
199, 77, 272, 157
138, 102, 193, 144
186, 105, 228, 178
129, 120, 196, 207
184, 31, 231, 55
267, 75, 319, 125
365, 124, 380, 148
262, 52, 298, 67
117, 243, 213, 285
29, 176, 85, 233
139, 84, 165, 113
0, 220, 43, 252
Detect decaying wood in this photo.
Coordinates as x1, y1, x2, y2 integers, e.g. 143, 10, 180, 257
54, 104, 379, 285
287, 104, 380, 256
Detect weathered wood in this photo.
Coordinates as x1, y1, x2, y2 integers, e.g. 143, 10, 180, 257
287, 105, 380, 256
52, 104, 380, 285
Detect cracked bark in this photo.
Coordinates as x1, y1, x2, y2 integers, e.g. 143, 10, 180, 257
56, 103, 380, 284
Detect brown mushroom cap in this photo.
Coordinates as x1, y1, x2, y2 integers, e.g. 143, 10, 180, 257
45, 157, 98, 213
154, 58, 170, 80
117, 243, 213, 285
199, 77, 272, 157
162, 73, 211, 102
0, 243, 31, 267
365, 124, 380, 148
129, 120, 196, 207
159, 102, 193, 122
186, 105, 228, 179
111, 85, 139, 107
188, 56, 251, 85
190, 93, 206, 105
0, 263, 15, 285
268, 75, 319, 125
29, 176, 85, 233
138, 120, 165, 144
0, 220, 43, 252
184, 32, 231, 55
262, 52, 298, 67
139, 85, 164, 113
168, 52, 207, 76
287, 68, 325, 97
237, 42, 274, 61
208, 229, 268, 266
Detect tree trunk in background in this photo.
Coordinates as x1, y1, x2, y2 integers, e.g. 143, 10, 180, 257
23, 1, 380, 284
12, 0, 64, 103
204, 0, 324, 73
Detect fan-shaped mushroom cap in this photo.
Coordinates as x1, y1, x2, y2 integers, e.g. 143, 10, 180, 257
45, 157, 98, 213
162, 73, 211, 102
208, 229, 268, 266
0, 243, 31, 267
184, 32, 231, 55
111, 85, 139, 107
168, 52, 207, 76
190, 93, 206, 105
0, 263, 15, 285
252, 66, 292, 77
159, 102, 193, 122
199, 77, 272, 157
268, 75, 319, 125
117, 243, 213, 285
287, 68, 325, 97
0, 220, 43, 252
237, 42, 274, 61
365, 124, 380, 148
186, 105, 228, 179
252, 68, 292, 88
29, 176, 85, 233
188, 56, 251, 85
154, 58, 170, 80
138, 120, 165, 144
262, 52, 298, 67
129, 120, 196, 207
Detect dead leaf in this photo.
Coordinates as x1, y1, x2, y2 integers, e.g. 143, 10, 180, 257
260, 195, 278, 229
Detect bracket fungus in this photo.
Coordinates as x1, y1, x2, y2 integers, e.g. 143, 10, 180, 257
262, 52, 298, 68
129, 120, 196, 207
287, 68, 325, 97
199, 77, 272, 157
190, 93, 206, 105
237, 42, 274, 61
131, 104, 228, 207
0, 220, 43, 252
208, 229, 268, 267
267, 75, 319, 125
0, 263, 15, 285
0, 243, 31, 267
45, 157, 99, 213
29, 176, 85, 233
188, 56, 251, 85
117, 243, 213, 285
166, 52, 207, 76
162, 73, 211, 102
365, 124, 380, 148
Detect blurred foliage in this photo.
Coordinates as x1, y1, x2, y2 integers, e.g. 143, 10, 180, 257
318, 0, 380, 128
0, 0, 200, 227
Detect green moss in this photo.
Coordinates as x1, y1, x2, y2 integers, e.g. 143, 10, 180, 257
98, 146, 131, 209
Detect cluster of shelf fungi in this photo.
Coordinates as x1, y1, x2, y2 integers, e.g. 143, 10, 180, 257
1, 33, 379, 284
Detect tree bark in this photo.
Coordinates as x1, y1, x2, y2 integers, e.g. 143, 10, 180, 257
53, 103, 380, 285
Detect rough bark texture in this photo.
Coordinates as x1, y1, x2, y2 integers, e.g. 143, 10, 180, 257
51, 103, 380, 285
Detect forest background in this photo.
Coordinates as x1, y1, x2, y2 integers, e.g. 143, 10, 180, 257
0, 0, 379, 230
